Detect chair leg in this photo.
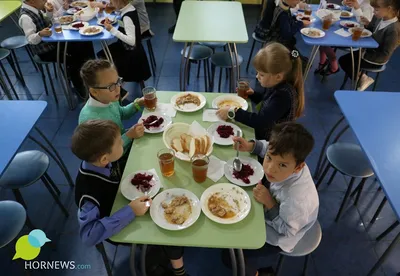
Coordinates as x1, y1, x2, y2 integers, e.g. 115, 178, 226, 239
43, 172, 61, 196
187, 62, 191, 85
275, 254, 284, 276
205, 59, 211, 91
340, 74, 349, 90
218, 68, 222, 92
326, 169, 337, 186
52, 63, 58, 79
203, 60, 207, 92
302, 255, 310, 276
197, 61, 201, 78
25, 46, 39, 72
96, 243, 113, 276
147, 39, 157, 68
353, 177, 367, 206
335, 177, 356, 222
0, 61, 19, 99
376, 221, 400, 241
10, 50, 26, 87
210, 63, 215, 92
38, 63, 49, 96
41, 175, 69, 217
45, 64, 58, 103
146, 40, 156, 78
316, 163, 331, 189
372, 72, 380, 91
12, 189, 28, 209
370, 197, 387, 225
246, 39, 256, 72
0, 74, 13, 99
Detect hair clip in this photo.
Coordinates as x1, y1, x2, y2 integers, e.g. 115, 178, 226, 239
291, 50, 300, 59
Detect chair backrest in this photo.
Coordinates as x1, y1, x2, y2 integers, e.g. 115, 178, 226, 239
259, 0, 277, 29
0, 200, 26, 248
281, 220, 322, 257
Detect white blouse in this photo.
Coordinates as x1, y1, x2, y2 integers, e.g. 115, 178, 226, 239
110, 4, 136, 47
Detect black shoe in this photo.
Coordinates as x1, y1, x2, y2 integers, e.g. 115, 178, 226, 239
320, 65, 340, 76
256, 266, 276, 276
168, 24, 176, 34
314, 60, 329, 74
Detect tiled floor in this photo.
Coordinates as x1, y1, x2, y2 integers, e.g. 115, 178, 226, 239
1, 3, 400, 276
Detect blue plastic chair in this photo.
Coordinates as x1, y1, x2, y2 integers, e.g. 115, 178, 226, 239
0, 200, 26, 248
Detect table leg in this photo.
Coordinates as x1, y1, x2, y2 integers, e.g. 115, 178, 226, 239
236, 249, 245, 276
0, 72, 13, 100
367, 231, 400, 276
229, 248, 238, 276
303, 45, 320, 81
354, 48, 363, 90
227, 43, 235, 93
130, 244, 138, 276
233, 43, 240, 83
101, 41, 114, 64
179, 42, 188, 91
183, 43, 194, 91
56, 42, 74, 110
350, 47, 355, 90
140, 244, 148, 276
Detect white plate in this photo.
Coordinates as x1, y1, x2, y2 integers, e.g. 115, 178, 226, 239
140, 112, 172, 134
59, 15, 75, 25
200, 183, 251, 224
162, 123, 214, 161
340, 20, 360, 28
211, 95, 249, 111
150, 188, 201, 231
224, 157, 264, 186
70, 1, 88, 8
340, 11, 354, 18
326, 3, 341, 10
68, 21, 89, 30
97, 17, 117, 26
348, 27, 373, 38
301, 28, 326, 38
79, 26, 104, 36
171, 92, 206, 112
207, 122, 242, 146
120, 170, 161, 201
296, 13, 316, 23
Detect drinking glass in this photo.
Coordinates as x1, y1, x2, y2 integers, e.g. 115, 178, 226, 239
191, 154, 209, 183
304, 4, 312, 15
158, 149, 175, 177
142, 86, 157, 111
53, 18, 62, 33
237, 79, 250, 99
352, 26, 364, 41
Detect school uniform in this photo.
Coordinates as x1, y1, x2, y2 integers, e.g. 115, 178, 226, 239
98, 4, 151, 83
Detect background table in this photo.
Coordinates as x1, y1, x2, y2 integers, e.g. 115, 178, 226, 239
173, 1, 248, 91
334, 91, 400, 275
0, 101, 47, 178
0, 1, 21, 23
302, 5, 378, 86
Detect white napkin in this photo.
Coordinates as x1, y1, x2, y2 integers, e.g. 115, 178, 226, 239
155, 103, 177, 118
148, 168, 164, 188
335, 28, 351, 37
207, 155, 226, 182
202, 109, 221, 122
188, 120, 207, 136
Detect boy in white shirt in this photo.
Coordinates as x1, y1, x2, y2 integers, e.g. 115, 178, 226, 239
234, 122, 319, 255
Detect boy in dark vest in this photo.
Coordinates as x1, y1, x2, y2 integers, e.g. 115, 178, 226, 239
19, 0, 95, 99
71, 120, 188, 276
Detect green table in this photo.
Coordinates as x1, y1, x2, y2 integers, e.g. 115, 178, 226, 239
110, 92, 266, 276
0, 1, 21, 23
172, 1, 248, 92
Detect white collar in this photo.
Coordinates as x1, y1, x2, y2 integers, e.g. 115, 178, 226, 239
87, 95, 110, 107
377, 17, 398, 31
120, 3, 136, 17
22, 3, 40, 15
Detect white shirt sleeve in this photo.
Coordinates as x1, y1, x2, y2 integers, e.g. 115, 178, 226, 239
19, 14, 42, 45
353, 2, 374, 21
110, 16, 136, 46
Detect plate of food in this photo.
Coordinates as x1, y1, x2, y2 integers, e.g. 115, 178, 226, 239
340, 11, 353, 18
120, 170, 161, 201
150, 188, 201, 230
207, 122, 242, 146
348, 27, 373, 38
70, 1, 88, 8
140, 112, 172, 134
69, 21, 89, 30
326, 3, 341, 10
59, 15, 75, 25
66, 7, 82, 14
97, 17, 117, 26
301, 28, 325, 38
79, 26, 104, 36
296, 13, 316, 23
200, 183, 251, 224
211, 95, 248, 111
340, 20, 360, 28
163, 123, 213, 161
224, 157, 264, 186
171, 92, 206, 112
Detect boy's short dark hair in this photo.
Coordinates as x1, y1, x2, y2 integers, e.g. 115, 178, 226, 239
269, 122, 314, 165
71, 120, 120, 163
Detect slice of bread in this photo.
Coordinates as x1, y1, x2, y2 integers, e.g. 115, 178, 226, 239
189, 138, 196, 158
180, 133, 192, 153
201, 136, 208, 154
171, 138, 183, 152
199, 136, 205, 154
195, 138, 201, 155
205, 135, 211, 153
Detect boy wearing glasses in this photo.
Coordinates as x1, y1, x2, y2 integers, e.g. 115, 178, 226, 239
79, 59, 145, 172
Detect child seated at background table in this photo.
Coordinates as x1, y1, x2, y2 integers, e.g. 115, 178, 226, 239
315, 0, 374, 77
72, 120, 188, 276
217, 43, 305, 142
233, 122, 319, 272
19, 0, 95, 99
79, 59, 145, 172
48, 0, 69, 17
339, 0, 400, 91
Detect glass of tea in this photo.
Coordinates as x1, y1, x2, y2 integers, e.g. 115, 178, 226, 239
304, 5, 312, 16
158, 149, 175, 177
237, 79, 250, 99
142, 86, 157, 111
53, 18, 62, 33
105, 4, 115, 14
352, 26, 364, 41
191, 154, 209, 183
322, 17, 333, 31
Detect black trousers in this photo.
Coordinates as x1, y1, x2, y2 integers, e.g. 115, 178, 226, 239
338, 52, 382, 80
163, 246, 184, 260
173, 0, 184, 17
38, 42, 95, 97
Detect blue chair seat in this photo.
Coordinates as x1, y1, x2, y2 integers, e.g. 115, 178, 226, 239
0, 151, 50, 189
211, 52, 243, 68
199, 42, 227, 48
362, 64, 386, 73
326, 143, 374, 178
181, 45, 213, 60
1, 36, 29, 50
0, 48, 10, 60
252, 32, 267, 43
0, 201, 26, 248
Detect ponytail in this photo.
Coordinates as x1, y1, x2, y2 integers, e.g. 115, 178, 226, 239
288, 52, 305, 119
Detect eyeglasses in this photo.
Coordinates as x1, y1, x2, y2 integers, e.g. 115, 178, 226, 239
91, 77, 124, 92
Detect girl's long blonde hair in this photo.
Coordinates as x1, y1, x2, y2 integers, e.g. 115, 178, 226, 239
253, 42, 305, 119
